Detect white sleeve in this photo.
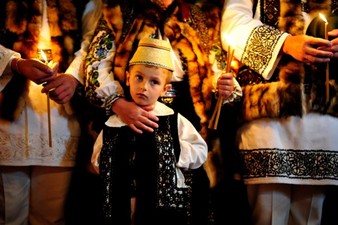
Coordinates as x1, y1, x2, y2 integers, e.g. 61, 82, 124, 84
221, 0, 289, 79
0, 45, 20, 91
65, 0, 102, 84
176, 113, 208, 170
66, 0, 125, 107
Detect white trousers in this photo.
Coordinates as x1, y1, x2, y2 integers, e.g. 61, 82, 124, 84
0, 166, 73, 225
247, 184, 326, 225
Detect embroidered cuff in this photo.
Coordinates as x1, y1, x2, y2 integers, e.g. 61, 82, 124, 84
223, 86, 242, 104
105, 93, 125, 116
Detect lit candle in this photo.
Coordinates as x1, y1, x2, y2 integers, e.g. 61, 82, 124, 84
39, 50, 52, 147
208, 36, 236, 130
319, 13, 330, 103
36, 0, 54, 147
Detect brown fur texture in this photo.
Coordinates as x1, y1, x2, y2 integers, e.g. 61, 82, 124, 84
84, 1, 224, 187
1, 0, 81, 121
240, 60, 304, 122
98, 2, 221, 139
5, 0, 78, 68
239, 0, 338, 123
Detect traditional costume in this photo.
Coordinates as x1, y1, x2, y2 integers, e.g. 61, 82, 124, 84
0, 0, 82, 173
222, 0, 338, 224
0, 0, 83, 224
91, 37, 208, 225
66, 1, 241, 224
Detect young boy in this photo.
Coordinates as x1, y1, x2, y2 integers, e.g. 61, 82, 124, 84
91, 37, 208, 225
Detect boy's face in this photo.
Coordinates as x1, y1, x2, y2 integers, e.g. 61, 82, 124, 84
127, 64, 170, 107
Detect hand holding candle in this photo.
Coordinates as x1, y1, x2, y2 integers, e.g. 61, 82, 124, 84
39, 49, 53, 147
208, 36, 235, 130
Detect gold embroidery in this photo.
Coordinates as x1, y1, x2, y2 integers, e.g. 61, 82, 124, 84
242, 25, 284, 75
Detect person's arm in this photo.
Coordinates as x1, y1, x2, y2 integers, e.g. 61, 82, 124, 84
0, 45, 19, 76
221, 0, 332, 79
42, 0, 103, 103
0, 44, 57, 92
0, 45, 19, 91
215, 72, 242, 102
329, 29, 338, 59
65, 0, 103, 85
41, 74, 79, 104
46, 0, 158, 133
221, 0, 289, 79
112, 98, 159, 134
77, 1, 159, 133
11, 58, 57, 84
282, 34, 332, 63
176, 113, 208, 170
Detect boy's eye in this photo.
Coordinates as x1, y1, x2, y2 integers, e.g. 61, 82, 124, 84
135, 75, 142, 81
151, 80, 159, 85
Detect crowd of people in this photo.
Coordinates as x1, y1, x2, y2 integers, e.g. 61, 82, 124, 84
0, 0, 337, 225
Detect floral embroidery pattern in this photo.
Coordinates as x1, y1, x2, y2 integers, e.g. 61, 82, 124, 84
239, 149, 338, 180
84, 18, 115, 106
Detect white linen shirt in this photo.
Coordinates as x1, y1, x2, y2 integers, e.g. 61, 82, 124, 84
91, 101, 208, 181
0, 45, 80, 167
221, 0, 338, 185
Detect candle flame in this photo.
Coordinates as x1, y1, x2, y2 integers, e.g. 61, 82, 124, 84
40, 50, 48, 63
319, 13, 328, 23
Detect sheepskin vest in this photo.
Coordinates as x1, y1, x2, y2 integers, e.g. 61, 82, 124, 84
84, 1, 223, 139
0, 0, 83, 121
237, 0, 338, 123
2, 0, 81, 71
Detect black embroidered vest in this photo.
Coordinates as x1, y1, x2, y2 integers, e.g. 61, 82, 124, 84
99, 112, 192, 224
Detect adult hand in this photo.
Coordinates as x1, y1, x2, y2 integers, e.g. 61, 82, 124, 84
328, 29, 338, 59
112, 98, 159, 134
216, 72, 234, 99
282, 34, 333, 63
11, 58, 58, 84
41, 74, 79, 104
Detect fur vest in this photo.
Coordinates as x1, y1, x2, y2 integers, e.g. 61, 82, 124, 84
237, 0, 338, 123
0, 0, 83, 121
3, 0, 81, 70
85, 1, 223, 139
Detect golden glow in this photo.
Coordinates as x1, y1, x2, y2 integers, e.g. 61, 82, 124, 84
225, 35, 236, 49
40, 50, 48, 63
319, 13, 328, 23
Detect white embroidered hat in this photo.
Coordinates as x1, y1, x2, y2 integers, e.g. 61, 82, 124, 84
129, 37, 174, 72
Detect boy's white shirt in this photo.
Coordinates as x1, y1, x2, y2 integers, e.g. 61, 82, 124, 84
91, 101, 208, 188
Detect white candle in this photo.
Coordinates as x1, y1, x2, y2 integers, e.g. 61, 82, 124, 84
319, 13, 330, 103
40, 50, 52, 147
